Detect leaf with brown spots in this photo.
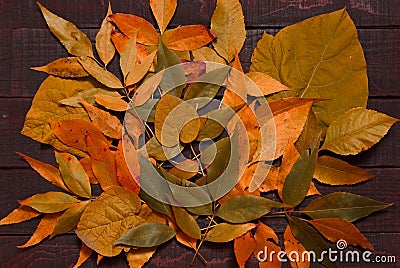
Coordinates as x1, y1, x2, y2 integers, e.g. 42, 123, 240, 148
31, 57, 89, 78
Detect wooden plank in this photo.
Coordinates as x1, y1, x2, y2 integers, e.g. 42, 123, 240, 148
0, 233, 397, 267
0, 98, 398, 168
0, 29, 11, 96
1, 0, 399, 29
0, 168, 398, 235
10, 28, 400, 97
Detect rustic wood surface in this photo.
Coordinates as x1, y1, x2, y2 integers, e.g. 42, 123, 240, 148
0, 0, 398, 267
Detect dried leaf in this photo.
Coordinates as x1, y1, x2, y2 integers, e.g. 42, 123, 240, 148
126, 247, 157, 268
253, 222, 281, 268
321, 107, 397, 155
96, 3, 115, 66
196, 106, 235, 141
303, 192, 391, 222
17, 213, 62, 248
111, 30, 129, 54
138, 204, 166, 224
250, 32, 279, 81
79, 157, 98, 184
211, 0, 246, 61
76, 186, 142, 257
116, 223, 176, 247
172, 206, 201, 239
0, 205, 41, 225
117, 137, 140, 195
31, 57, 89, 78
60, 88, 121, 108
246, 72, 290, 96
192, 47, 226, 65
139, 190, 173, 219
17, 152, 68, 192
19, 192, 79, 213
73, 242, 93, 268
109, 13, 159, 45
168, 159, 198, 180
284, 225, 310, 268
205, 223, 257, 242
150, 0, 177, 33
55, 152, 91, 198
315, 156, 374, 185
310, 218, 373, 250
295, 109, 319, 152
52, 201, 90, 236
163, 25, 215, 51
37, 3, 93, 57
126, 50, 157, 87
120, 33, 138, 79
81, 100, 123, 139
234, 231, 256, 268
95, 94, 129, 111
169, 221, 197, 249
78, 56, 123, 89
259, 165, 279, 193
254, 222, 278, 244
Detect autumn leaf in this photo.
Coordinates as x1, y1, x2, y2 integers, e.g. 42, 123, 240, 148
211, 0, 246, 62
321, 107, 397, 155
205, 223, 257, 242
37, 2, 93, 57
19, 192, 79, 213
246, 72, 290, 96
192, 47, 226, 65
95, 94, 129, 111
116, 223, 176, 247
253, 222, 281, 268
116, 138, 140, 194
52, 201, 90, 236
96, 2, 115, 66
79, 56, 123, 89
17, 212, 62, 248
126, 50, 157, 87
295, 109, 320, 153
79, 157, 98, 184
0, 205, 41, 225
120, 32, 138, 79
168, 221, 197, 249
314, 156, 374, 185
139, 190, 173, 219
172, 206, 201, 239
284, 225, 310, 268
126, 247, 157, 268
234, 231, 256, 268
60, 88, 121, 108
150, 0, 177, 34
168, 159, 198, 180
162, 25, 215, 51
31, 57, 89, 78
76, 186, 142, 257
303, 192, 391, 222
310, 218, 373, 250
73, 242, 93, 268
250, 32, 279, 81
111, 29, 130, 53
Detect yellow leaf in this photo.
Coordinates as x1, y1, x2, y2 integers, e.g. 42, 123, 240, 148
37, 2, 93, 57
96, 3, 115, 66
21, 76, 93, 156
0, 205, 41, 225
60, 88, 121, 108
31, 57, 89, 78
284, 225, 310, 268
211, 0, 246, 62
205, 223, 257, 242
192, 47, 226, 65
246, 72, 290, 96
73, 242, 93, 268
95, 94, 129, 111
126, 50, 157, 87
150, 0, 177, 34
250, 32, 279, 81
315, 156, 374, 185
52, 201, 90, 236
76, 186, 142, 257
138, 204, 166, 224
126, 247, 157, 268
17, 212, 62, 248
78, 56, 123, 89
163, 25, 215, 51
19, 192, 80, 213
120, 32, 138, 79
172, 206, 201, 239
321, 107, 398, 155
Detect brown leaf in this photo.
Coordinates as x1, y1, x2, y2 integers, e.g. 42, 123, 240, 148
73, 242, 93, 268
109, 13, 159, 45
169, 159, 198, 180
31, 57, 89, 78
246, 72, 290, 96
95, 94, 129, 112
81, 100, 123, 139
310, 218, 374, 250
17, 152, 69, 192
234, 231, 256, 268
163, 25, 215, 51
150, 0, 177, 33
0, 205, 41, 225
284, 225, 310, 268
116, 137, 140, 195
17, 213, 62, 248
86, 132, 119, 190
96, 2, 115, 66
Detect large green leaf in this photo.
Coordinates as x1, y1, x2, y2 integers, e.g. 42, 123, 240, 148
251, 9, 368, 129
172, 206, 201, 239
116, 223, 176, 247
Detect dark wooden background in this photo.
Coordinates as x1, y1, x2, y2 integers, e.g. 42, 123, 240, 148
0, 0, 399, 267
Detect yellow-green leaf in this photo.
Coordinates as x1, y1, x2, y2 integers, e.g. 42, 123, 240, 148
205, 223, 257, 242
315, 156, 374, 185
76, 186, 142, 257
150, 0, 177, 34
37, 2, 93, 57
96, 3, 115, 66
52, 201, 90, 236
172, 206, 201, 239
60, 88, 121, 108
246, 72, 290, 96
19, 192, 79, 213
321, 107, 398, 155
210, 0, 246, 62
31, 57, 89, 78
79, 56, 123, 89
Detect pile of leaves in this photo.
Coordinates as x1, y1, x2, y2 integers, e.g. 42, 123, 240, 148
1, 0, 397, 267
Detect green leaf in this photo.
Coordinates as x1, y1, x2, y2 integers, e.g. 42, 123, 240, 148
302, 192, 391, 222
172, 206, 201, 239
19, 192, 79, 213
287, 216, 337, 268
76, 186, 142, 257
205, 223, 257, 242
321, 107, 397, 155
216, 196, 283, 223
139, 190, 173, 219
203, 137, 230, 183
116, 223, 176, 247
55, 152, 91, 198
251, 9, 369, 129
37, 2, 93, 57
52, 201, 90, 236
196, 106, 235, 141
186, 203, 213, 216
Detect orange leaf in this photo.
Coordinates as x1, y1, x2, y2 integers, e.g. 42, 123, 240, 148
234, 231, 256, 268
17, 213, 62, 248
81, 100, 123, 139
111, 29, 130, 54
246, 72, 290, 97
257, 241, 282, 268
86, 132, 118, 190
31, 57, 89, 78
163, 25, 215, 51
223, 52, 246, 109
284, 225, 310, 268
168, 159, 198, 180
109, 13, 159, 45
150, 0, 177, 33
95, 94, 129, 112
260, 166, 279, 193
168, 221, 197, 249
0, 205, 41, 225
17, 152, 69, 192
310, 218, 374, 250
50, 119, 110, 152
73, 242, 93, 268
79, 157, 99, 184
253, 223, 281, 268
255, 222, 278, 244
116, 137, 140, 194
